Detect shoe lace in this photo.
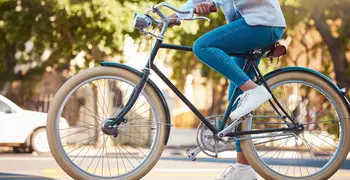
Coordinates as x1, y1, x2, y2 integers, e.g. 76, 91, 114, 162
233, 92, 250, 109
237, 93, 250, 108
220, 165, 236, 179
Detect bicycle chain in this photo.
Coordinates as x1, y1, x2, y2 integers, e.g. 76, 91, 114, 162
252, 135, 294, 146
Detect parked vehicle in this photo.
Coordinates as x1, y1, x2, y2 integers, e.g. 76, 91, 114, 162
0, 94, 68, 153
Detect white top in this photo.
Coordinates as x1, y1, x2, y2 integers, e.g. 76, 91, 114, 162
176, 0, 286, 27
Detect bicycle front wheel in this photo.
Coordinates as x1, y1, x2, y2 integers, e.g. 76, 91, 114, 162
47, 66, 168, 180
240, 71, 350, 180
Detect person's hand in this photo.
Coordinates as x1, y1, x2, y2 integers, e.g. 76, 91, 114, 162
167, 14, 181, 28
195, 2, 215, 16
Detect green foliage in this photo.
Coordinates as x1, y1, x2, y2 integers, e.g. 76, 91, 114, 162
281, 0, 349, 46
0, 0, 140, 105
0, 0, 348, 99
280, 0, 349, 88
0, 0, 128, 87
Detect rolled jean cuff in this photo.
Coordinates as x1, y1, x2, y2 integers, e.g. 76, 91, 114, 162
235, 76, 250, 88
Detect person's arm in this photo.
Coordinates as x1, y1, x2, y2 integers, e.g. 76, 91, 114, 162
169, 0, 218, 27
175, 0, 196, 19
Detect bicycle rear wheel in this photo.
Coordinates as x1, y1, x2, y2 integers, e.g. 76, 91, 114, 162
240, 71, 350, 180
47, 66, 168, 180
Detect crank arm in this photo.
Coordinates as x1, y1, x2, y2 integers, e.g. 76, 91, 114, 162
217, 113, 252, 139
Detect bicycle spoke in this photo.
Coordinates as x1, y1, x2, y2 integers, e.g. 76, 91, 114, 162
68, 133, 103, 156
94, 135, 108, 175
59, 125, 97, 130
86, 139, 105, 172
96, 80, 108, 119
111, 136, 120, 175
310, 131, 340, 142
307, 131, 338, 149
79, 143, 93, 166
61, 127, 96, 139
68, 95, 105, 124
105, 136, 111, 176
299, 134, 334, 157
115, 141, 134, 169
63, 134, 101, 148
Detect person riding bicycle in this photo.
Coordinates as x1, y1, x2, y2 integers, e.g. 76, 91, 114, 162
168, 0, 286, 179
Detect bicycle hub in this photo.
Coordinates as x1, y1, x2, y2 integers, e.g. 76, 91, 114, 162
101, 119, 119, 137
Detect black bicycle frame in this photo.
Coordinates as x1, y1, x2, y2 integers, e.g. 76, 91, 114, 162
111, 38, 298, 136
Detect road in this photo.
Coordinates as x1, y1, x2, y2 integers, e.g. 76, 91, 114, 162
0, 149, 350, 180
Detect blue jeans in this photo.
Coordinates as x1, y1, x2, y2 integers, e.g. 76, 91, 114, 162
193, 17, 284, 152
193, 17, 284, 87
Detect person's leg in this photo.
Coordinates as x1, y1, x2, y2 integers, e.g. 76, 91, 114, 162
229, 27, 284, 168
193, 18, 280, 90
229, 56, 261, 166
193, 19, 285, 180
193, 18, 284, 123
221, 58, 258, 179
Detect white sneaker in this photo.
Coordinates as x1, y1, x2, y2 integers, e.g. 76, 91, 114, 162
229, 86, 271, 120
216, 164, 258, 180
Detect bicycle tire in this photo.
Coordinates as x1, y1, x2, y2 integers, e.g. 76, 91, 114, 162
47, 66, 168, 180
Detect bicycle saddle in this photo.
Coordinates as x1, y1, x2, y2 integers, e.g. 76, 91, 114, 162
266, 42, 287, 59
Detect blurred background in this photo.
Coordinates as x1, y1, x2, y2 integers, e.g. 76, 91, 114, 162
0, 0, 349, 179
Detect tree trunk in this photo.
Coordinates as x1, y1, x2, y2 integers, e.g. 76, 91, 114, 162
312, 10, 349, 88
209, 80, 218, 116
0, 44, 17, 90
92, 85, 100, 147
215, 79, 229, 114
209, 79, 229, 116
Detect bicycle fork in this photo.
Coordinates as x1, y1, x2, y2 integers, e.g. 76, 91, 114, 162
101, 68, 151, 136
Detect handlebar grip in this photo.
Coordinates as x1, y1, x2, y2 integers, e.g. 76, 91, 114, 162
193, 5, 218, 14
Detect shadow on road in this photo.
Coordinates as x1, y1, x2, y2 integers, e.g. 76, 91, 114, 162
161, 157, 350, 170
0, 172, 55, 180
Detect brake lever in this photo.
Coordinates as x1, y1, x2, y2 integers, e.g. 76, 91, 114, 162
186, 16, 211, 22
182, 7, 214, 22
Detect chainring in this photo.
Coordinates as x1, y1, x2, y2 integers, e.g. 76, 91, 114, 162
196, 115, 236, 157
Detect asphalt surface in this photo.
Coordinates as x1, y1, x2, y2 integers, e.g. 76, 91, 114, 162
0, 150, 350, 180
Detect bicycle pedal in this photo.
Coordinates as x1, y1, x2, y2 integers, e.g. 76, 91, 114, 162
186, 147, 200, 161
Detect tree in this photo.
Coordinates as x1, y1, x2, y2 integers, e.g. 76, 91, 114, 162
280, 0, 349, 88
0, 0, 128, 103
1, 0, 348, 111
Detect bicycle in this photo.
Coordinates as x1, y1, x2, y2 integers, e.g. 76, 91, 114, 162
47, 2, 350, 180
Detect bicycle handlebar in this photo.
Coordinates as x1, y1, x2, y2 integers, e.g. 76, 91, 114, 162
137, 2, 217, 38
152, 2, 217, 14
151, 2, 189, 14
148, 2, 216, 22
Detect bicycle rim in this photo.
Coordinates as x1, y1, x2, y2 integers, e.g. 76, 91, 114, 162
53, 75, 160, 179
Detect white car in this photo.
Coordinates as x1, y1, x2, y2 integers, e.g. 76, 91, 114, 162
0, 94, 67, 153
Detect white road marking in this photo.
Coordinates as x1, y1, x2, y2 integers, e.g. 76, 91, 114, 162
0, 157, 54, 161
